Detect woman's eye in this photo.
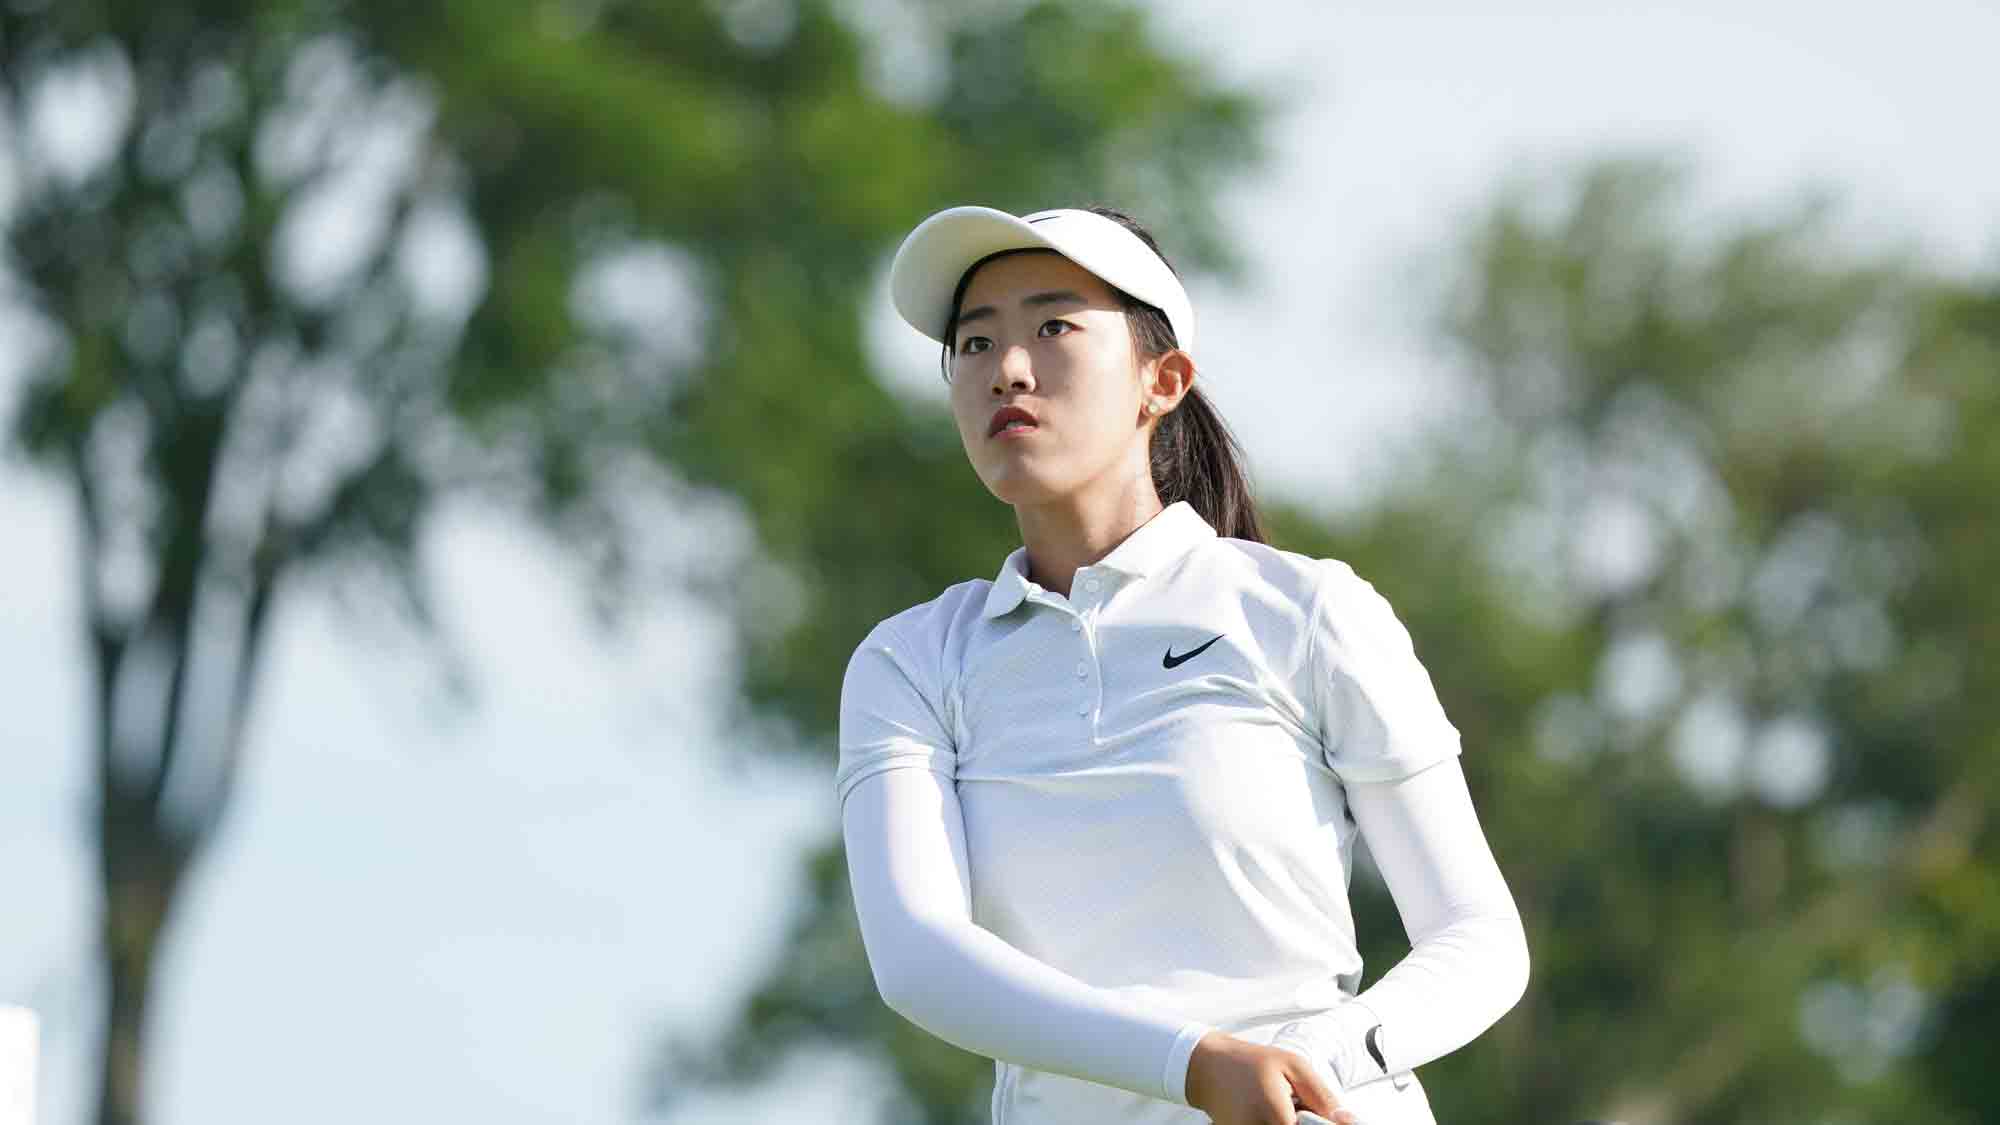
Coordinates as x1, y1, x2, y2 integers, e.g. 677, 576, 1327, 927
959, 336, 991, 355
1039, 319, 1074, 337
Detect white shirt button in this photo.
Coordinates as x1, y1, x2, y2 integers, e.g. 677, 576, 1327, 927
1075, 660, 1088, 677
1084, 577, 1101, 593
1069, 618, 1081, 632
1076, 701, 1090, 716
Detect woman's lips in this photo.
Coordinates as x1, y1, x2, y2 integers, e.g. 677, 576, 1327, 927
993, 420, 1038, 440
988, 404, 1040, 437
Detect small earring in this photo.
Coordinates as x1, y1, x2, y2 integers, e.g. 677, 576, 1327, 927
1145, 402, 1160, 415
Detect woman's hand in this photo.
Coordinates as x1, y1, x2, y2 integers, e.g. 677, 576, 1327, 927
1184, 1030, 1355, 1125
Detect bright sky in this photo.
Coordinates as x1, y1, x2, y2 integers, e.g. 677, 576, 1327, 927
2, 3, 1996, 1123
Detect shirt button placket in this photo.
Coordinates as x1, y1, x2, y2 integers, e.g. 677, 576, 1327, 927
1076, 639, 1091, 716
1075, 578, 1101, 724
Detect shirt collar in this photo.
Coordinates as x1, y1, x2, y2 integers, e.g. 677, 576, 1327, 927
980, 501, 1217, 619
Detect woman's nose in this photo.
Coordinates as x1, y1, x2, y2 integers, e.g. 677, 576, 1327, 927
993, 344, 1033, 392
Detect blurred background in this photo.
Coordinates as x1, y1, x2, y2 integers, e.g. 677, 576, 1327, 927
2, 1, 1996, 1123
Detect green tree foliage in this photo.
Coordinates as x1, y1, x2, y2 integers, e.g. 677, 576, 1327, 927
668, 158, 1999, 1124
0, 2, 1265, 1123
1352, 156, 1999, 1125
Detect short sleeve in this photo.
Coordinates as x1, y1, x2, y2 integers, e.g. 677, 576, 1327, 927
835, 618, 958, 815
1308, 559, 1463, 783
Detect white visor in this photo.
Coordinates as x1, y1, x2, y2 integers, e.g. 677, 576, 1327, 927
887, 205, 1196, 357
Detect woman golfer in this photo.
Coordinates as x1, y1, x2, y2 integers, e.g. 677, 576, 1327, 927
836, 204, 1529, 1125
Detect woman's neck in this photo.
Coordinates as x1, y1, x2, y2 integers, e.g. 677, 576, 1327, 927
1013, 482, 1167, 599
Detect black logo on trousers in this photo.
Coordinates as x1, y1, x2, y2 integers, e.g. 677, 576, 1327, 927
1162, 634, 1224, 669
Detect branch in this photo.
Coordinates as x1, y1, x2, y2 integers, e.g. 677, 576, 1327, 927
139, 404, 232, 823
191, 553, 283, 849
67, 429, 132, 800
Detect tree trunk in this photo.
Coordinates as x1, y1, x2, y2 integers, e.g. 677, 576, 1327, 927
93, 796, 191, 1125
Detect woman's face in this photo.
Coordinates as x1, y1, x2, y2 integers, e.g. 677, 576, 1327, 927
947, 251, 1157, 507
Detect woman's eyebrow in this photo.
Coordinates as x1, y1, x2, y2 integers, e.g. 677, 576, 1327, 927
953, 290, 1089, 329
1022, 289, 1088, 308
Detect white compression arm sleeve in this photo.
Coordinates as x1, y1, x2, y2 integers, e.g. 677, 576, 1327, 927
1275, 757, 1530, 1089
841, 765, 1216, 1105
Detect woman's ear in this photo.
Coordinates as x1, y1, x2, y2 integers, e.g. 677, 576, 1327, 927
1147, 348, 1197, 410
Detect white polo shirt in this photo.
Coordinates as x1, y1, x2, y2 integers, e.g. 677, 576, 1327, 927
835, 500, 1464, 1122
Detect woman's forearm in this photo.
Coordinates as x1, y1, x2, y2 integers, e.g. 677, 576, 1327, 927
844, 766, 1216, 1104
1279, 758, 1530, 1086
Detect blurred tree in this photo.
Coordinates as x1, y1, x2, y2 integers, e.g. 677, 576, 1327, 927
664, 157, 1999, 1124
1336, 156, 1999, 1125
0, 2, 1265, 1123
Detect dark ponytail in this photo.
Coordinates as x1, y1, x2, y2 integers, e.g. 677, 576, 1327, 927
937, 205, 1267, 544
1087, 206, 1267, 545
1145, 376, 1266, 544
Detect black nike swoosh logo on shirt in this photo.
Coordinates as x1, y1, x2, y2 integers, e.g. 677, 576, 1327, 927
1162, 634, 1224, 669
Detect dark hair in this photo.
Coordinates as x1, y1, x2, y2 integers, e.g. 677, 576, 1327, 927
938, 205, 1266, 543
